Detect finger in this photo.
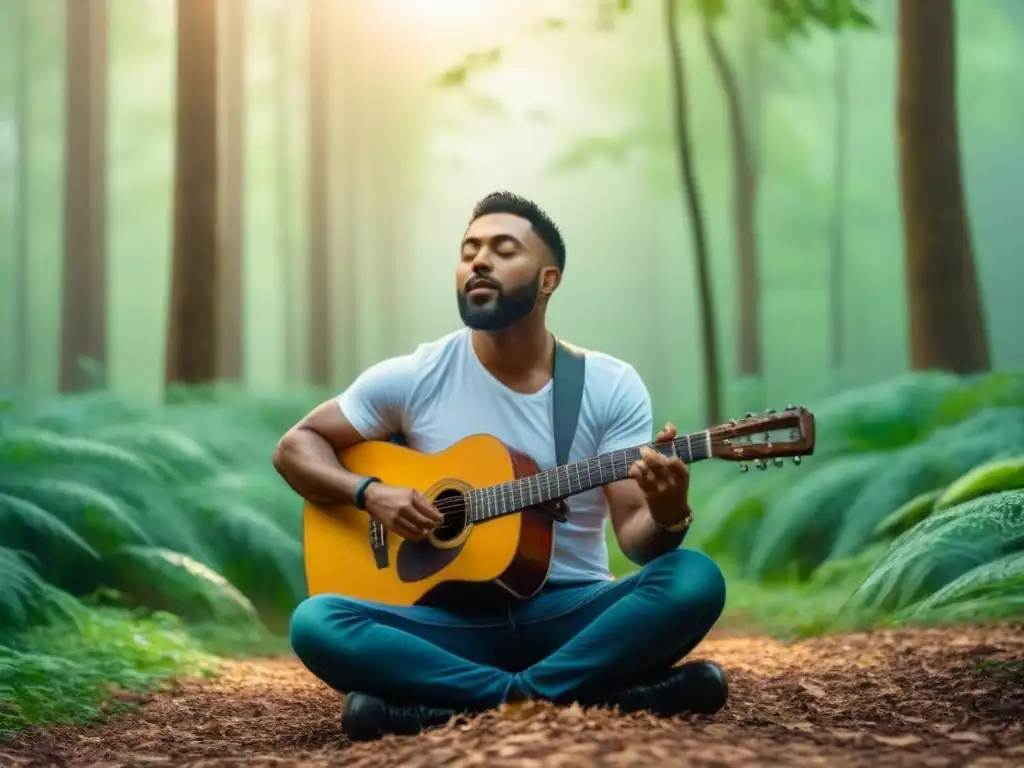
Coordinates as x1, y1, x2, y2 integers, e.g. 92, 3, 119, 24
413, 494, 444, 525
394, 519, 425, 541
629, 460, 658, 493
403, 506, 440, 531
655, 422, 677, 442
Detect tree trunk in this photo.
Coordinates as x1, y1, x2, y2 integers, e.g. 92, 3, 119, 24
307, 0, 332, 387
702, 20, 761, 379
61, 0, 108, 392
897, 0, 990, 373
13, 0, 31, 387
830, 32, 849, 371
166, 0, 220, 387
274, 2, 297, 382
665, 0, 722, 425
216, 0, 246, 381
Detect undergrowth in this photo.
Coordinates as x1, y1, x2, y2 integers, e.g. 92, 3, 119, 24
1, 371, 1022, 736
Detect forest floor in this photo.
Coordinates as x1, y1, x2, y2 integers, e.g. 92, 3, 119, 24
5, 622, 1024, 768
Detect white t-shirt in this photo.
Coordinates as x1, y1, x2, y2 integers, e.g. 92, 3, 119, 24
335, 328, 653, 584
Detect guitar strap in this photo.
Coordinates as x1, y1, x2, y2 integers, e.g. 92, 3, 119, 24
552, 338, 586, 468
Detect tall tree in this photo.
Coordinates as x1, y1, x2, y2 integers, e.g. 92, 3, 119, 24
666, 0, 722, 425
61, 0, 109, 392
830, 30, 849, 372
701, 8, 761, 382
897, 0, 990, 373
217, 0, 246, 381
13, 0, 31, 387
273, 2, 297, 380
166, 0, 220, 387
307, 0, 332, 387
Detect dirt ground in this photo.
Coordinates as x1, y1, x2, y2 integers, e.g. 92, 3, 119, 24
4, 623, 1023, 767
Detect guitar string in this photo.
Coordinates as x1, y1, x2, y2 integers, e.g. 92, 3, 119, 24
372, 432, 801, 521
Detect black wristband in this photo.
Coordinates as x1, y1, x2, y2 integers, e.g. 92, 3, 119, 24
354, 476, 381, 511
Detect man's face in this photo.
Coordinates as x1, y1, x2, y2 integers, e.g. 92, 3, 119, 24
455, 212, 558, 332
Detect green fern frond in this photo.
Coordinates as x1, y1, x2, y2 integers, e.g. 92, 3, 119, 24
0, 493, 100, 561
935, 455, 1024, 511
841, 490, 1024, 623
873, 489, 944, 541
901, 550, 1024, 616
5, 479, 152, 552
829, 408, 1024, 559
104, 546, 260, 624
0, 547, 75, 633
0, 429, 159, 482
744, 453, 887, 581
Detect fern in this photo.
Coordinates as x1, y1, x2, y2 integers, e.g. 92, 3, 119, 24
899, 550, 1024, 621
0, 548, 78, 631
104, 546, 260, 624
840, 490, 1024, 624
829, 408, 1024, 559
743, 454, 887, 581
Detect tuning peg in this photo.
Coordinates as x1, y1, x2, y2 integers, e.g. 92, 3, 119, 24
785, 404, 796, 411
739, 462, 748, 472
773, 458, 784, 467
744, 412, 755, 418
754, 459, 766, 470
793, 456, 802, 465
765, 408, 776, 414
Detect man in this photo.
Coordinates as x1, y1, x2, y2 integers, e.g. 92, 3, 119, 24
274, 191, 728, 742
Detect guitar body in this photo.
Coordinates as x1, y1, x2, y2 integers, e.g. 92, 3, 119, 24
303, 434, 556, 608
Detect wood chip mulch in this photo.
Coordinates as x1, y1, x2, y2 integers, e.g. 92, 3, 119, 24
4, 623, 1023, 767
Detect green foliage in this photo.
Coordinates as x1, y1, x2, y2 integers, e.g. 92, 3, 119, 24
935, 455, 1024, 512
829, 408, 1024, 559
0, 608, 214, 739
841, 490, 1024, 625
873, 488, 944, 540
0, 389, 313, 638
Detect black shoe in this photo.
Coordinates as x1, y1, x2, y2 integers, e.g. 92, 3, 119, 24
341, 692, 458, 742
599, 660, 728, 717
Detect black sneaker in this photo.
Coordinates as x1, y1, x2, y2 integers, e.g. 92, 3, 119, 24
598, 660, 729, 717
341, 692, 458, 741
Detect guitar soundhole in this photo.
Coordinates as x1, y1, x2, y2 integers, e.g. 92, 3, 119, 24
432, 488, 468, 543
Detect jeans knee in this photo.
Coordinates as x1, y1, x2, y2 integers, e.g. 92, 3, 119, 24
660, 549, 727, 621
289, 593, 343, 665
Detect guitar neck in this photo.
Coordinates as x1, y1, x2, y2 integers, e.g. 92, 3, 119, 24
466, 430, 712, 523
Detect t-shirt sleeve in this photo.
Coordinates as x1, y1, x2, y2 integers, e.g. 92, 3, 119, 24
597, 365, 654, 454
335, 354, 415, 441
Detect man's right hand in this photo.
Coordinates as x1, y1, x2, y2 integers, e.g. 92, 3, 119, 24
363, 483, 444, 541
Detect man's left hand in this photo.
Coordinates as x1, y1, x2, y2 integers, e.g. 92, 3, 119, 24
628, 422, 693, 528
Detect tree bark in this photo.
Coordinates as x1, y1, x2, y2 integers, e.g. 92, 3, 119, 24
274, 3, 297, 381
702, 20, 761, 379
166, 0, 220, 387
307, 0, 332, 387
61, 0, 108, 392
897, 0, 990, 372
217, 0, 246, 381
665, 0, 722, 425
830, 31, 849, 370
13, 0, 31, 387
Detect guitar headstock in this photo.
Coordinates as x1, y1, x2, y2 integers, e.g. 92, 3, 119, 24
710, 405, 816, 471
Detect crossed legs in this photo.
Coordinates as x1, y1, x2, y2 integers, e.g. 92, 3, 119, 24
289, 549, 727, 711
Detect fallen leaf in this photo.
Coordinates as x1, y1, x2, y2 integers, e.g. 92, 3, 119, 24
947, 731, 991, 744
870, 734, 923, 747
799, 681, 828, 699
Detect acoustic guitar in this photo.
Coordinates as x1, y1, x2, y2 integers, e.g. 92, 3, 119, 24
303, 406, 816, 608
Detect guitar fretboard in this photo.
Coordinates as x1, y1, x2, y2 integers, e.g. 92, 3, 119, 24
465, 430, 712, 522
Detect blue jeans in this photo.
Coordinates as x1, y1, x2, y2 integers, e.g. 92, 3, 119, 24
289, 548, 726, 711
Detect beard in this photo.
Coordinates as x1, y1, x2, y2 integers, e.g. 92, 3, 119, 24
457, 271, 541, 332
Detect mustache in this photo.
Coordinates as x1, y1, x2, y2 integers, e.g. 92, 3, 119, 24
464, 276, 501, 292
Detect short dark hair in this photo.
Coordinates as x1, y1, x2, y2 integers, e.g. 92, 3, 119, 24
470, 191, 566, 272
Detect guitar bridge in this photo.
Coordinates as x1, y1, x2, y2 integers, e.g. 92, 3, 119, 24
369, 520, 388, 570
